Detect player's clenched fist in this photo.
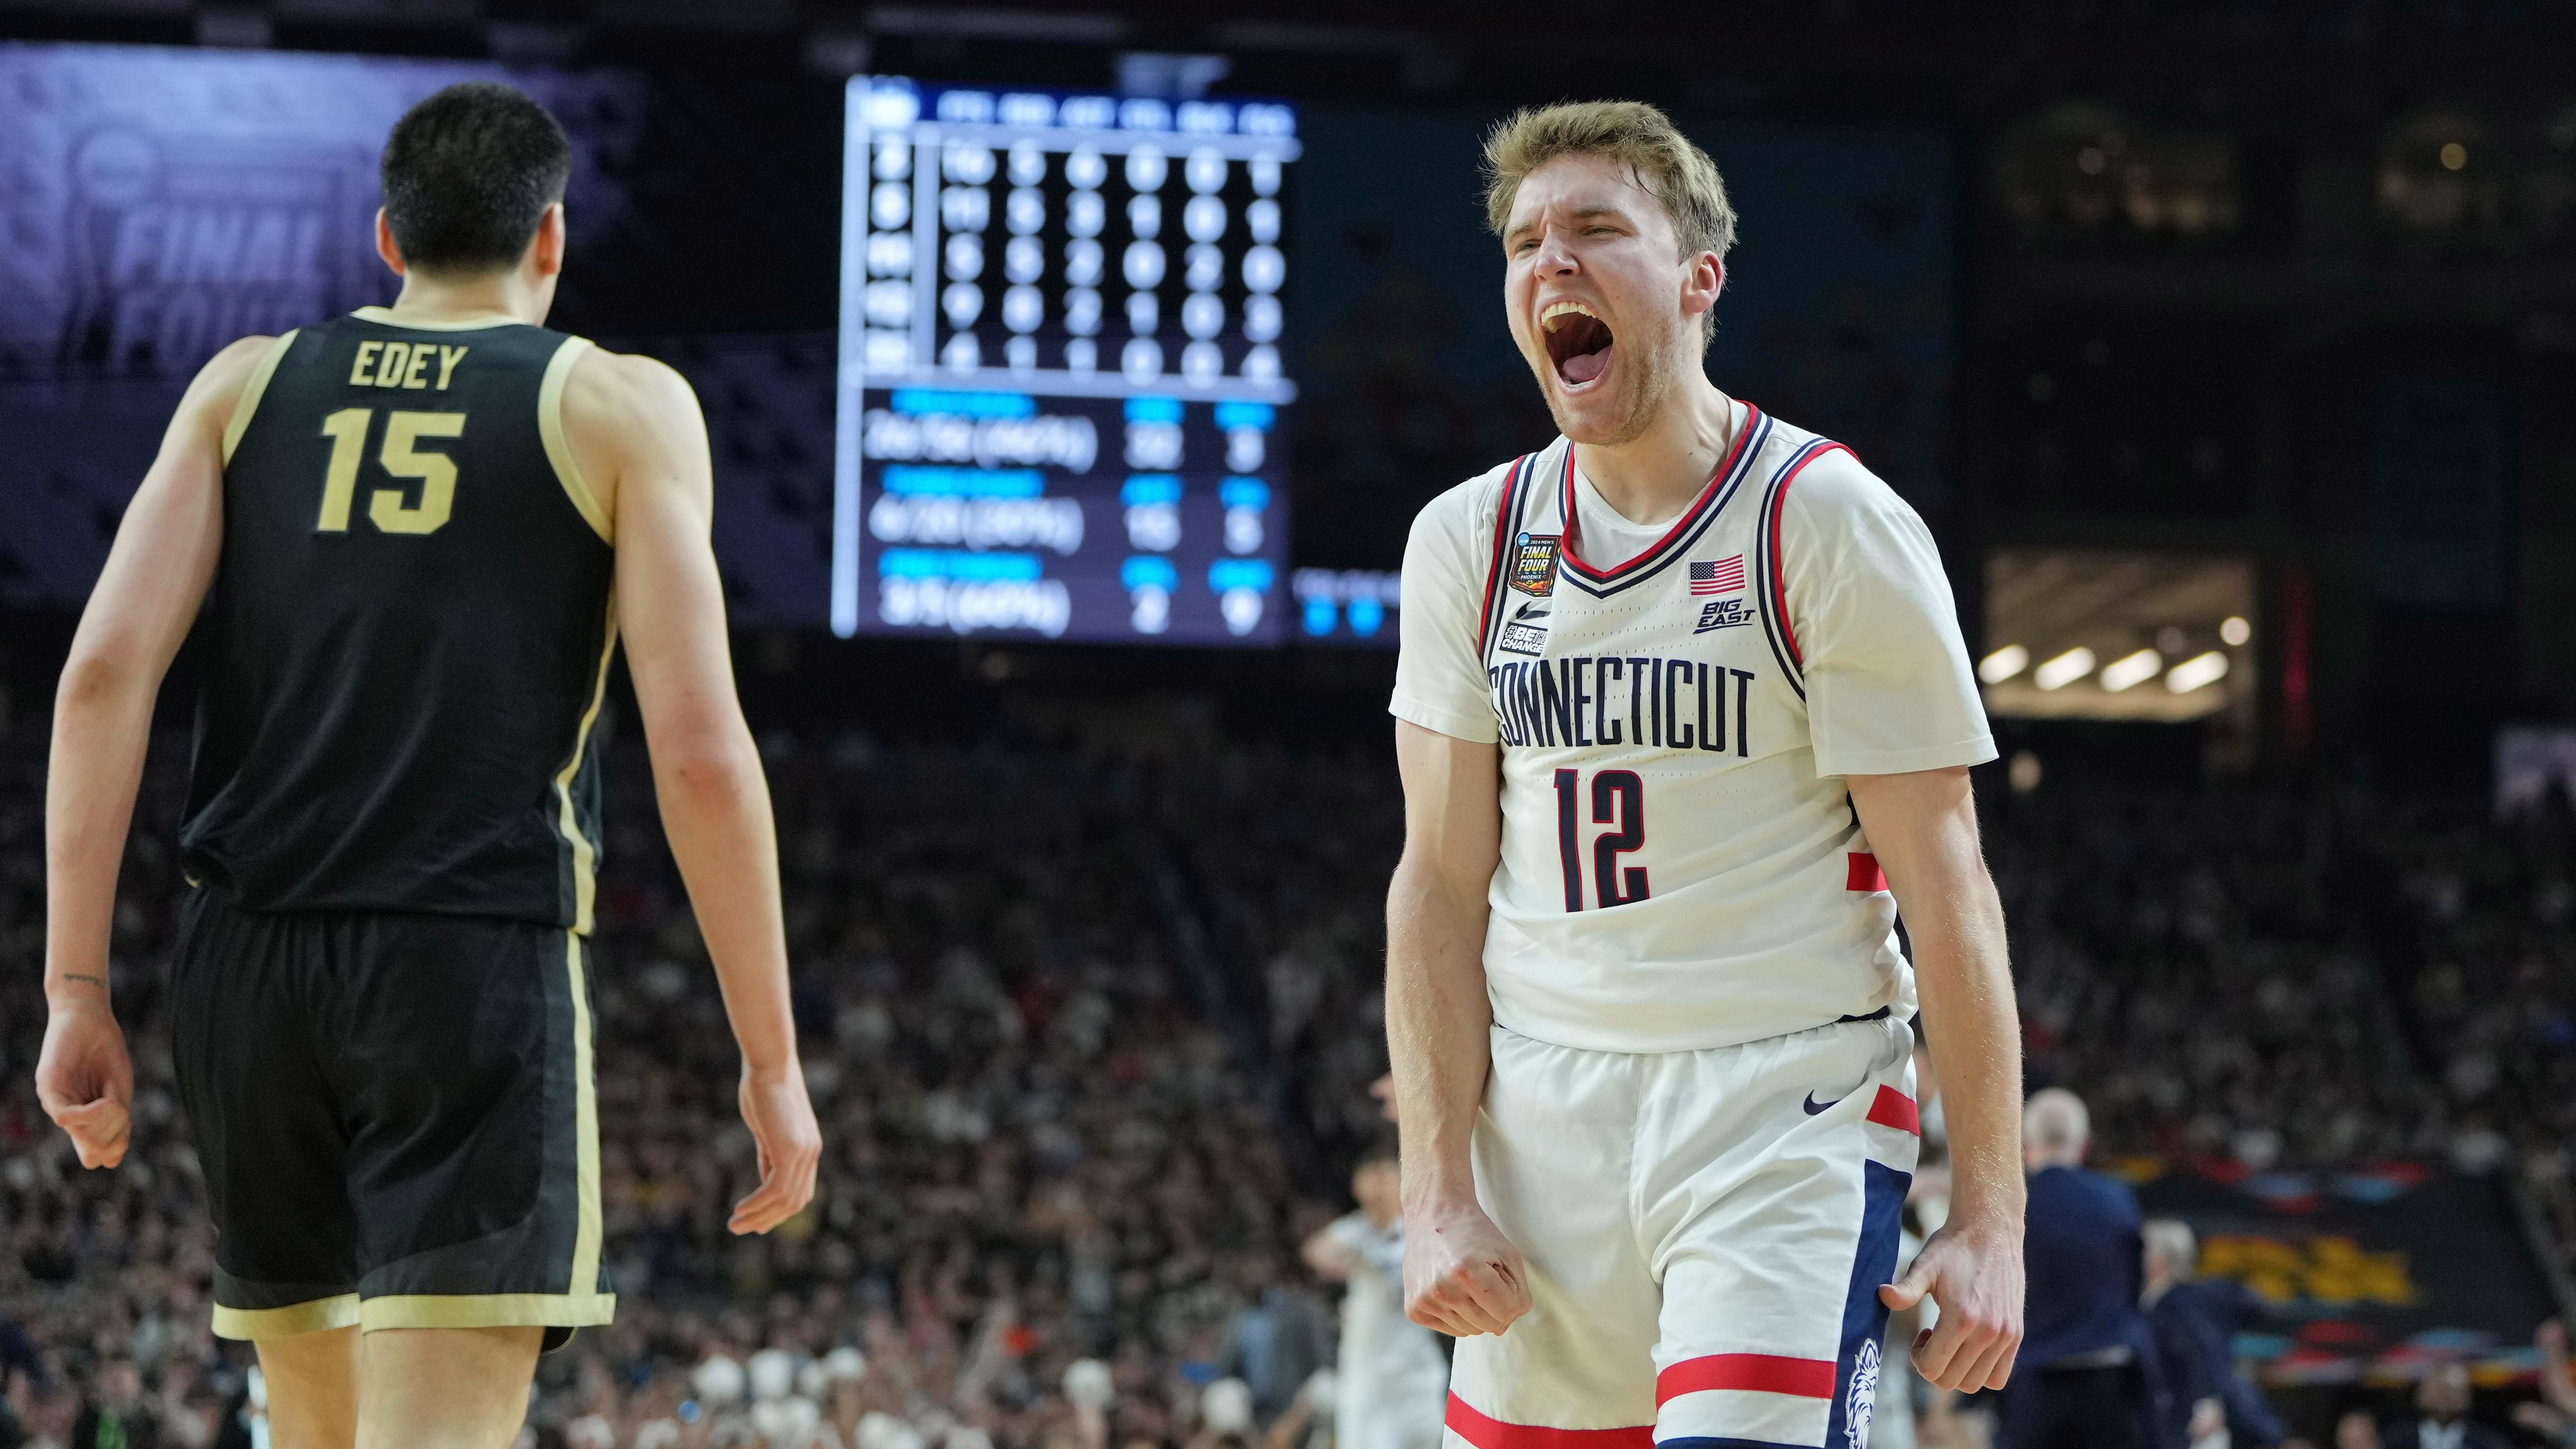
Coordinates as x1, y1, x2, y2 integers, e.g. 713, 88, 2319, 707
1403, 1199, 1534, 1337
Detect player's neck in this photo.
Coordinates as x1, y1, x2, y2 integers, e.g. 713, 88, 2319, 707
1572, 372, 1737, 527
382, 268, 550, 329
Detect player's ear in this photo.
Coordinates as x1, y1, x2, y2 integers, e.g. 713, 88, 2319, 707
1680, 251, 1723, 329
530, 202, 567, 280
374, 208, 407, 277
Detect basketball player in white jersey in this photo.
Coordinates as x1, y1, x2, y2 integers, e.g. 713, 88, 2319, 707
1385, 102, 2024, 1449
1306, 1149, 1450, 1449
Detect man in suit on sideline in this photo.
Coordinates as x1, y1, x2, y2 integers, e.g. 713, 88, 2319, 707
1999, 1089, 2162, 1449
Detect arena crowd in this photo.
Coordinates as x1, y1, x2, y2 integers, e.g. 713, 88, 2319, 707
1, 720, 2571, 1448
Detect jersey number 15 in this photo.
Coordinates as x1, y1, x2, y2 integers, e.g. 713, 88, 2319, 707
314, 407, 467, 535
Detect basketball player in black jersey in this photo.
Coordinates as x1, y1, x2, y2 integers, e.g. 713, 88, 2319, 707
35, 83, 819, 1448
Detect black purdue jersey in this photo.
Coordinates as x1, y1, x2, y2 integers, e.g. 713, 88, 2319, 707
178, 308, 618, 931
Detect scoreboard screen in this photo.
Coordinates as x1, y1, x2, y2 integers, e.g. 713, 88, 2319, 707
831, 77, 1300, 644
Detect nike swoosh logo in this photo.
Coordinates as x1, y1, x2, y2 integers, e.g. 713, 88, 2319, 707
1802, 1091, 1839, 1116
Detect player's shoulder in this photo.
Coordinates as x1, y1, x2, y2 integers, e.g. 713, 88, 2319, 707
562, 344, 697, 421
1755, 412, 1915, 526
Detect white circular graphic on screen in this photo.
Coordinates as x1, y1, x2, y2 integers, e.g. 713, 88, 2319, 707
1130, 585, 1170, 635
1128, 194, 1163, 239
1182, 340, 1224, 384
1063, 288, 1101, 337
1007, 188, 1046, 236
1185, 244, 1224, 292
1064, 239, 1104, 287
944, 234, 983, 282
1002, 286, 1044, 334
1008, 139, 1046, 186
1067, 190, 1105, 239
1066, 145, 1107, 190
867, 232, 913, 278
1181, 293, 1225, 340
1005, 235, 1043, 285
1243, 245, 1285, 294
1221, 587, 1264, 637
870, 182, 909, 230
942, 141, 994, 185
1184, 195, 1227, 244
874, 138, 910, 180
1244, 295, 1282, 342
1186, 147, 1227, 194
1124, 241, 1166, 289
1126, 144, 1166, 191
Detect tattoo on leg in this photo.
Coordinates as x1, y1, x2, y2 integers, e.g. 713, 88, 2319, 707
62, 973, 108, 990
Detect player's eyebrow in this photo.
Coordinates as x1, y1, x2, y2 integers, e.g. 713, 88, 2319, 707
1505, 203, 1635, 246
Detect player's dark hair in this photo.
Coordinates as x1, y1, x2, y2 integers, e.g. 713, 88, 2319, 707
380, 82, 572, 275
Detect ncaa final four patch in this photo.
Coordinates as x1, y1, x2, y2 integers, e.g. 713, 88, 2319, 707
1509, 533, 1560, 596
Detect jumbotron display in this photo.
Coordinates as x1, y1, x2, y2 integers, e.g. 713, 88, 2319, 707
831, 78, 1300, 643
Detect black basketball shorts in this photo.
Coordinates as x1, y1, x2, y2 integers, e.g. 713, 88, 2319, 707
168, 887, 615, 1344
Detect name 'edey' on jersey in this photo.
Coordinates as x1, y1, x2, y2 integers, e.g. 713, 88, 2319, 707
1391, 403, 1995, 1054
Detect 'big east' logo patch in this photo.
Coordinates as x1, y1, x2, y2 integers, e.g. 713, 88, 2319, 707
1509, 533, 1560, 596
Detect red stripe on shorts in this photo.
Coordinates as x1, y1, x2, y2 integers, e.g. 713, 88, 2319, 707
1443, 1394, 1651, 1449
1655, 1352, 1838, 1403
1846, 852, 1888, 892
1866, 1085, 1920, 1135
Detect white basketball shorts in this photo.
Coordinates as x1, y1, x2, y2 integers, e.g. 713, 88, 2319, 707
1443, 1013, 1920, 1449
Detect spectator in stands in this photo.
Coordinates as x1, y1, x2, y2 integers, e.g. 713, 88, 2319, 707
2143, 1219, 2290, 1448
70, 1358, 157, 1449
2374, 1363, 2506, 1449
2000, 1089, 2158, 1449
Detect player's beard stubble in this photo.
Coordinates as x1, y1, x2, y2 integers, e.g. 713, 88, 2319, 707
1534, 311, 1683, 449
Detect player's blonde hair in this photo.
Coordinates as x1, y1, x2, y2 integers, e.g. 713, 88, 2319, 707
1482, 101, 1737, 342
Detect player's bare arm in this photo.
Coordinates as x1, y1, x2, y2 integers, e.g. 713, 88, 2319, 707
1385, 719, 1532, 1337
38, 335, 270, 1172
1851, 764, 2027, 1393
564, 349, 821, 1234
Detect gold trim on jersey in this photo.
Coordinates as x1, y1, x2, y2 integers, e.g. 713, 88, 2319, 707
552, 593, 619, 936
357, 1291, 617, 1333
220, 330, 300, 465
350, 306, 524, 332
210, 1292, 360, 1341
564, 928, 605, 1300
538, 336, 612, 544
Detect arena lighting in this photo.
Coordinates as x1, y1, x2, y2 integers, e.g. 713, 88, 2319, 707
2033, 647, 2096, 691
2166, 651, 2230, 693
1978, 644, 2030, 684
2098, 648, 2163, 693
2221, 615, 2251, 646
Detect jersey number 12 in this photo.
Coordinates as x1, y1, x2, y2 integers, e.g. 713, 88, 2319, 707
315, 407, 467, 535
1554, 768, 1648, 911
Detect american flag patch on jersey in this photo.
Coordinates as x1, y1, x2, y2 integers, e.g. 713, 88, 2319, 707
1689, 555, 1747, 595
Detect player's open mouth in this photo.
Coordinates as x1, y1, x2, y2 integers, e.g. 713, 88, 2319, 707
1542, 300, 1615, 389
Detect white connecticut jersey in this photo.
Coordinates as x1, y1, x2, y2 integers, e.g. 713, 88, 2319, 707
1324, 1214, 1448, 1449
1391, 404, 1993, 1053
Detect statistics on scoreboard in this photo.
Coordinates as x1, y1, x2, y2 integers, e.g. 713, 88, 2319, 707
831, 77, 1298, 644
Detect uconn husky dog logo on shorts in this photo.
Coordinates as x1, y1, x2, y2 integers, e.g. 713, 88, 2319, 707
1845, 1338, 1880, 1446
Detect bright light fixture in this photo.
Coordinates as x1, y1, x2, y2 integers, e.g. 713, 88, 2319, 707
2165, 651, 2230, 693
2220, 615, 2251, 646
2034, 647, 2096, 691
2099, 648, 2162, 693
1979, 644, 2030, 684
